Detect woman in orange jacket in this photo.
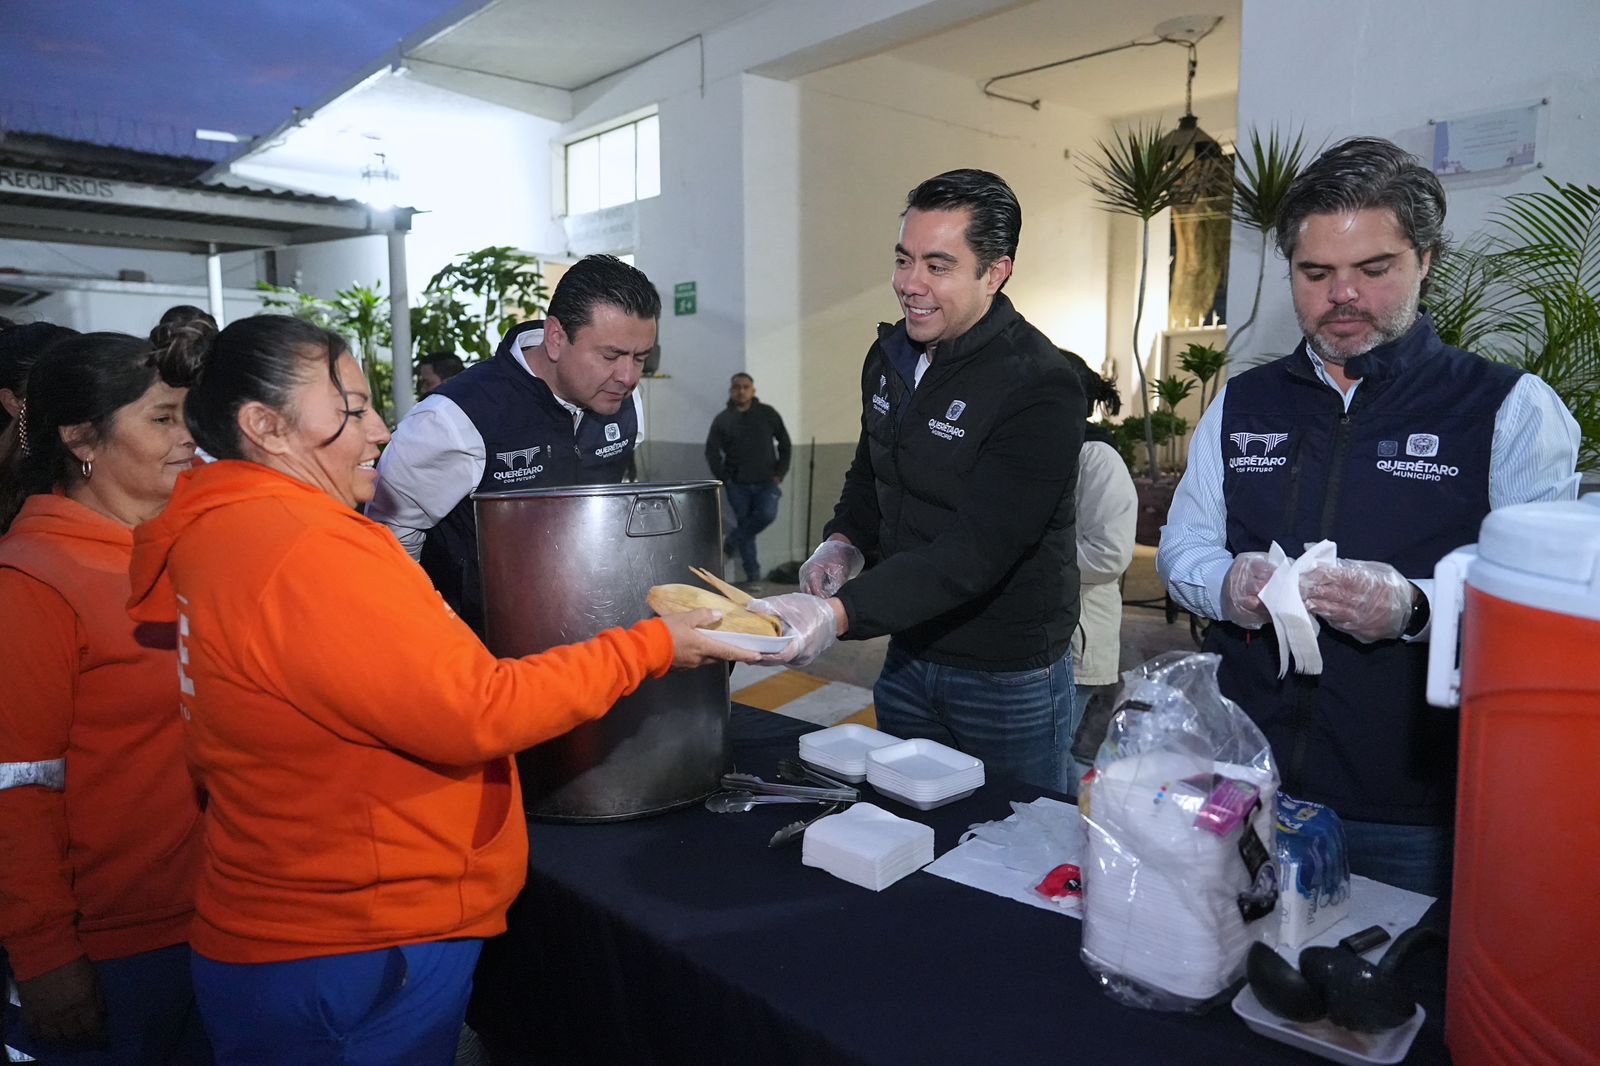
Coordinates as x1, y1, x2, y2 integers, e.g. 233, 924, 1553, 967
0, 327, 210, 1063
125, 315, 754, 1065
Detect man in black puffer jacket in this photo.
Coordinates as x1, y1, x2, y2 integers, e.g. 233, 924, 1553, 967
753, 170, 1086, 792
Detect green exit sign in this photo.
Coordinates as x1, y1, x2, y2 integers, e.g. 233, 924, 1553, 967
674, 281, 697, 316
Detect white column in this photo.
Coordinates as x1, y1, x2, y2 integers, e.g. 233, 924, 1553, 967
387, 229, 415, 418
206, 243, 226, 327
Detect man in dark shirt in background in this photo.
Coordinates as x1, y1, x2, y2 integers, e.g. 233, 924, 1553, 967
705, 372, 791, 584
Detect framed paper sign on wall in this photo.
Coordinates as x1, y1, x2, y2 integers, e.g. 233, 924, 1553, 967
1430, 100, 1547, 178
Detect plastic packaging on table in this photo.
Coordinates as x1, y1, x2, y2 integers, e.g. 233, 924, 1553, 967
1078, 651, 1280, 1012
1275, 793, 1350, 949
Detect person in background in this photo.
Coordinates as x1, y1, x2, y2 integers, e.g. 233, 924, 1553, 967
1058, 351, 1137, 797
0, 321, 80, 473
1, 327, 211, 1064
368, 255, 660, 635
417, 351, 466, 396
125, 314, 752, 1064
757, 169, 1086, 793
704, 372, 791, 585
1157, 137, 1579, 897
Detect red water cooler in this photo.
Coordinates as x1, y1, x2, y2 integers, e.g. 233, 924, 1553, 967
1429, 496, 1600, 1066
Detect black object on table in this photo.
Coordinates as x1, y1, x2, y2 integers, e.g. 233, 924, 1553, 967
471, 706, 1451, 1065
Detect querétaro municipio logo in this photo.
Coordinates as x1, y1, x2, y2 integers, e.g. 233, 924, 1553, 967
1227, 431, 1289, 474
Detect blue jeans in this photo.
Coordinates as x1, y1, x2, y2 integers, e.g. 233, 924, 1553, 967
4, 943, 211, 1065
191, 939, 481, 1066
1062, 683, 1098, 800
724, 481, 781, 581
872, 642, 1076, 793
1341, 819, 1454, 900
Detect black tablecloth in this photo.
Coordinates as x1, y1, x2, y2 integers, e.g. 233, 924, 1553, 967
472, 707, 1450, 1065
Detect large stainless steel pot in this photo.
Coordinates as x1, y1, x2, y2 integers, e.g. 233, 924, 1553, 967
474, 481, 729, 821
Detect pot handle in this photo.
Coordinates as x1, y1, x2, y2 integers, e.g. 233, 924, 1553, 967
1425, 546, 1477, 708
626, 495, 683, 537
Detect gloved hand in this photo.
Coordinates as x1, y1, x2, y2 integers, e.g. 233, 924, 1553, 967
798, 539, 864, 597
1299, 558, 1417, 643
748, 593, 840, 667
1219, 552, 1278, 629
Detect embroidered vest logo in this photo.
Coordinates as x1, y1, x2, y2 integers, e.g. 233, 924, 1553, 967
492, 446, 546, 482
945, 399, 967, 420
1406, 433, 1439, 457
1375, 433, 1457, 482
872, 378, 891, 416
1227, 431, 1289, 472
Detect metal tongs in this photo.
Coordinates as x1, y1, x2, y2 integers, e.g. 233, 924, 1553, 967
719, 771, 857, 803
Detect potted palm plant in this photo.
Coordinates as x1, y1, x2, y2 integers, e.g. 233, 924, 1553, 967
1083, 125, 1199, 481
1226, 127, 1310, 358
1428, 179, 1600, 471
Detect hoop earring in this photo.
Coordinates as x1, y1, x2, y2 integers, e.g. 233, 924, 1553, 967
80, 459, 93, 481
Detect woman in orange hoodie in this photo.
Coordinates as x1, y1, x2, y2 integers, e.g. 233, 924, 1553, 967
126, 315, 754, 1065
0, 328, 211, 1063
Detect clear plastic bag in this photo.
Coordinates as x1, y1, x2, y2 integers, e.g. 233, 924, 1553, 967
1078, 652, 1280, 1011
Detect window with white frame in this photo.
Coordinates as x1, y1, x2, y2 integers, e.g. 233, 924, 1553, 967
565, 114, 660, 216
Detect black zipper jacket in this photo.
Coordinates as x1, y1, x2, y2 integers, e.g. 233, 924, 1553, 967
826, 294, 1086, 670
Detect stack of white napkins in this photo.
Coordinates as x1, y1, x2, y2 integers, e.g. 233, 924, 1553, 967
1258, 539, 1338, 678
866, 739, 985, 809
798, 724, 902, 783
801, 802, 935, 891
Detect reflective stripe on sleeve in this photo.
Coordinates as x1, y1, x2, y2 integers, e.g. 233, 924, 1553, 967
0, 758, 66, 791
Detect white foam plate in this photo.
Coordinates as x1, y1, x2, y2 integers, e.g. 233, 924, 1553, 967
870, 782, 979, 810
695, 628, 794, 653
867, 738, 983, 782
800, 724, 902, 762
1232, 985, 1425, 1065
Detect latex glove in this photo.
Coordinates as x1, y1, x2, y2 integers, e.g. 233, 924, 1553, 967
18, 956, 106, 1049
1219, 552, 1278, 629
798, 540, 864, 597
1299, 558, 1417, 643
748, 593, 839, 667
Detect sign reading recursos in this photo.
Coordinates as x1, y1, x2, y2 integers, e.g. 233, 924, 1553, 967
0, 168, 116, 198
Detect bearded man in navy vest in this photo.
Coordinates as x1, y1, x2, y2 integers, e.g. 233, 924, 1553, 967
368, 255, 660, 634
1157, 138, 1579, 899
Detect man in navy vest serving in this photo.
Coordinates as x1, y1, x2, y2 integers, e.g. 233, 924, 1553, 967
368, 254, 660, 634
1157, 138, 1579, 898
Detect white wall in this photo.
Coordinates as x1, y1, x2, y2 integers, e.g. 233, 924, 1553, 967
561, 41, 1123, 565
17, 284, 267, 336
1228, 0, 1600, 366
230, 72, 562, 316
790, 53, 1116, 446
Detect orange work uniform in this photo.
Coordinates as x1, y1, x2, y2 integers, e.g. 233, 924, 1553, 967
0, 493, 202, 981
128, 461, 673, 963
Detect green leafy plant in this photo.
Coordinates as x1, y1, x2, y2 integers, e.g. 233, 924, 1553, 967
1429, 179, 1600, 468
413, 246, 548, 362
1176, 342, 1229, 410
1083, 125, 1198, 479
1110, 409, 1190, 469
1152, 375, 1197, 469
255, 280, 396, 425
255, 281, 336, 329
1228, 127, 1310, 356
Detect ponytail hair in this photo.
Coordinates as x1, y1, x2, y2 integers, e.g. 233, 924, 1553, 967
182, 314, 351, 460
